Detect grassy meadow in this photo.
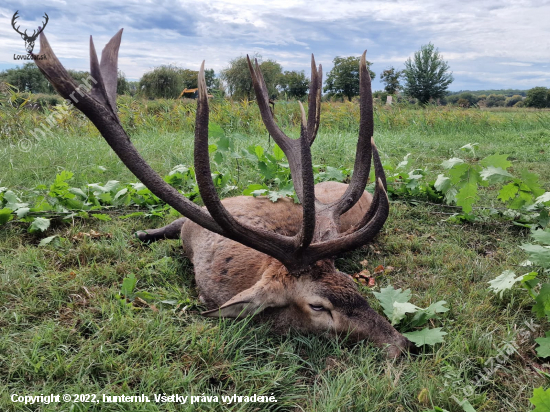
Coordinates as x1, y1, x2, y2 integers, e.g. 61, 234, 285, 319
1, 98, 550, 411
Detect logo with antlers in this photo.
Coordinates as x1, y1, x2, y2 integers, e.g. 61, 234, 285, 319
11, 10, 49, 54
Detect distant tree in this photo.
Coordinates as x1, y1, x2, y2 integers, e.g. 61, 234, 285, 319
402, 43, 453, 104
139, 65, 216, 99
221, 55, 282, 100
139, 65, 183, 99
458, 92, 478, 106
323, 56, 375, 102
0, 62, 52, 93
117, 70, 129, 95
485, 94, 506, 107
525, 87, 549, 108
279, 70, 309, 99
505, 95, 524, 107
457, 98, 470, 108
380, 67, 403, 94
177, 68, 216, 90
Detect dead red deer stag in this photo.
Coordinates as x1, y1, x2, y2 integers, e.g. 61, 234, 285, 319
33, 29, 411, 358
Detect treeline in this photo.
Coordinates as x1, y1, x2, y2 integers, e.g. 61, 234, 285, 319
1, 52, 548, 109
444, 88, 550, 108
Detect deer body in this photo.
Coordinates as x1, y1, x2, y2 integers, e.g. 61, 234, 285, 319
137, 182, 410, 357
34, 29, 411, 357
184, 181, 369, 307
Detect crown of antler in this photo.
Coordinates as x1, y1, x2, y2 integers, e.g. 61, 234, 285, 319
33, 30, 389, 274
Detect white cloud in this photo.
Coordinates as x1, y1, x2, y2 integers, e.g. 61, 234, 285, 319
0, 0, 548, 90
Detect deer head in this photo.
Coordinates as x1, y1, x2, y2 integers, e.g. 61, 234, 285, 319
12, 11, 49, 54
33, 30, 411, 357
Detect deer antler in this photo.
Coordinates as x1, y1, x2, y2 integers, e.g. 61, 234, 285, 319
33, 30, 388, 274
246, 50, 390, 263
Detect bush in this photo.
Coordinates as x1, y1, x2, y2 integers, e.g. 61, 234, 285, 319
505, 95, 524, 107
485, 94, 506, 107
457, 98, 470, 108
525, 87, 549, 108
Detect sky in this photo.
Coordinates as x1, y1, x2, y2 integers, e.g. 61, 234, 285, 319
0, 0, 549, 92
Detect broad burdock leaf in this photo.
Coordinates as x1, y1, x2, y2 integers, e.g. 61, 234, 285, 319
460, 143, 478, 155
391, 301, 419, 325
456, 181, 479, 214
480, 166, 513, 184
520, 244, 550, 267
533, 283, 550, 321
251, 189, 268, 197
521, 170, 545, 198
0, 208, 13, 225
208, 122, 224, 139
88, 181, 120, 194
411, 300, 449, 327
15, 207, 30, 218
397, 153, 411, 170
480, 154, 512, 170
434, 174, 451, 193
273, 144, 285, 161
535, 192, 550, 205
254, 145, 264, 159
68, 187, 87, 199
441, 157, 464, 169
532, 229, 550, 245
169, 164, 190, 175
498, 182, 519, 202
535, 332, 550, 358
28, 217, 50, 233
530, 387, 550, 411
488, 270, 526, 297
372, 285, 412, 320
403, 327, 447, 346
3, 190, 29, 211
324, 166, 345, 182
38, 235, 59, 247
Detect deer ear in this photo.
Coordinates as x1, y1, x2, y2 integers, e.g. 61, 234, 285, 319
201, 275, 287, 319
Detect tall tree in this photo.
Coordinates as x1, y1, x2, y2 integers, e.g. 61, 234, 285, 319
221, 55, 282, 100
139, 65, 216, 99
402, 43, 453, 104
525, 87, 549, 108
380, 67, 403, 95
279, 70, 309, 100
324, 56, 375, 101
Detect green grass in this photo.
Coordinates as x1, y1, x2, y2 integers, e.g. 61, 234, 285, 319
1, 103, 550, 411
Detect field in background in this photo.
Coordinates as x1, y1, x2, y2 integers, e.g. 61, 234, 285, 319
1, 100, 550, 411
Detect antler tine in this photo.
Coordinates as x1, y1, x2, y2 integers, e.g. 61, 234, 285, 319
306, 55, 322, 145
195, 63, 317, 271
246, 56, 293, 152
247, 56, 311, 203
343, 137, 387, 234
297, 102, 316, 250
313, 64, 322, 140
330, 50, 374, 218
303, 177, 389, 264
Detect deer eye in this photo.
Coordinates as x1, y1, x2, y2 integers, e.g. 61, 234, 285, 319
309, 304, 327, 312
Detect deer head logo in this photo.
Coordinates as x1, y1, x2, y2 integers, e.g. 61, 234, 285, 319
11, 11, 49, 54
